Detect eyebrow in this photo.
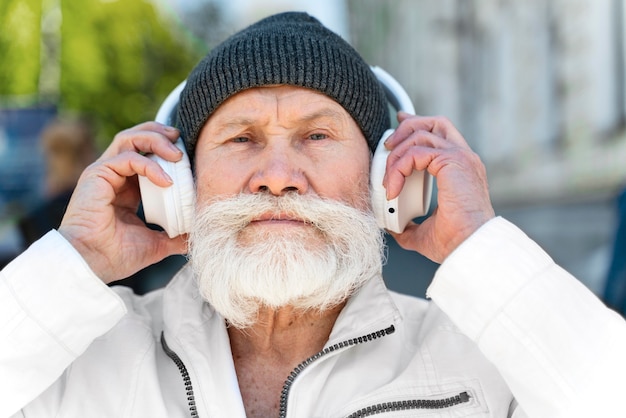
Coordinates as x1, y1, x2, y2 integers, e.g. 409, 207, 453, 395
296, 108, 347, 125
210, 117, 257, 137
213, 107, 348, 135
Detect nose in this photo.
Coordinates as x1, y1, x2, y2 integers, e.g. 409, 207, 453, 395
248, 145, 308, 196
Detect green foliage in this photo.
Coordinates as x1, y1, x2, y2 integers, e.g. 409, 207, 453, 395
0, 0, 42, 97
0, 0, 208, 148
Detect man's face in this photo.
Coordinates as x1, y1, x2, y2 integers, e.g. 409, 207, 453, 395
194, 85, 371, 209
188, 86, 383, 328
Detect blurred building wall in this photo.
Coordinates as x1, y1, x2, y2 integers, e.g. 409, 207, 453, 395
347, 0, 626, 205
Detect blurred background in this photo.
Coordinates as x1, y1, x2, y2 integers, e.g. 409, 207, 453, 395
1, 0, 626, 313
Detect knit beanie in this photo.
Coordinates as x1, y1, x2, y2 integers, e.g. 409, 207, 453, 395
177, 11, 390, 159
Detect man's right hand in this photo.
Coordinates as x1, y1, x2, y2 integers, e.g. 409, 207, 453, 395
58, 122, 189, 284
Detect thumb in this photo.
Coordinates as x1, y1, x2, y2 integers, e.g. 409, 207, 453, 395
153, 233, 189, 260
387, 214, 444, 264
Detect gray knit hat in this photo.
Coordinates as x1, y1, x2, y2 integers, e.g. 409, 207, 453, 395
177, 11, 390, 160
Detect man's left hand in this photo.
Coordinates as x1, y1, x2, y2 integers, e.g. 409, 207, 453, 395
382, 112, 495, 263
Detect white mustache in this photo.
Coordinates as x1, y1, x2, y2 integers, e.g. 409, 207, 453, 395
193, 192, 373, 234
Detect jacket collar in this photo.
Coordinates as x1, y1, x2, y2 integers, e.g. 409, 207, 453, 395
327, 274, 402, 345
161, 263, 402, 345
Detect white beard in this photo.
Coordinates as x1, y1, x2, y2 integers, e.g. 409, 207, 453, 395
188, 192, 385, 329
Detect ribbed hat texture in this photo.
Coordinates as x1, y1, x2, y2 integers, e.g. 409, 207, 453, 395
177, 12, 390, 158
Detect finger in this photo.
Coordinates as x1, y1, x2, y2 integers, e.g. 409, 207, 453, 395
388, 215, 440, 261
115, 129, 182, 158
144, 231, 189, 263
383, 145, 437, 200
387, 114, 469, 149
102, 123, 182, 161
383, 142, 478, 201
162, 233, 189, 256
385, 129, 452, 170
127, 121, 181, 142
382, 128, 448, 198
96, 151, 175, 189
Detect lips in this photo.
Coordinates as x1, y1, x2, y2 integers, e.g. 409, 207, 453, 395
251, 212, 309, 226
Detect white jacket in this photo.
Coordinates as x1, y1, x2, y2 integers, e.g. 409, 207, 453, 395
1, 217, 625, 417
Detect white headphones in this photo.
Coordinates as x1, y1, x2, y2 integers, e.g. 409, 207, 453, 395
138, 81, 194, 238
138, 67, 433, 237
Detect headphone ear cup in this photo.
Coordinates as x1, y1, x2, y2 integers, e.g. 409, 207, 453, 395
166, 148, 194, 236
370, 130, 393, 230
138, 139, 195, 238
370, 129, 433, 233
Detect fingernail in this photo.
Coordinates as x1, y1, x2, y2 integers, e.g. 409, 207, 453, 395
169, 141, 182, 152
164, 125, 178, 133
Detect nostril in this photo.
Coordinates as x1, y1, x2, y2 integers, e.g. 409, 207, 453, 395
256, 185, 300, 195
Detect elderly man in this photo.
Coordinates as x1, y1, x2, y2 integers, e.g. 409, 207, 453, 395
1, 12, 625, 418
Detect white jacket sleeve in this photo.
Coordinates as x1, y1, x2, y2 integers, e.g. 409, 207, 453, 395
427, 217, 626, 418
0, 231, 127, 418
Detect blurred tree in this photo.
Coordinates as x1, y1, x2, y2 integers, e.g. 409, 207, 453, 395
0, 0, 210, 148
0, 0, 42, 98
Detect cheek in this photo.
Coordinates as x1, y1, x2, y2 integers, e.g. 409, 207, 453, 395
194, 159, 242, 199
322, 158, 371, 209
348, 171, 372, 210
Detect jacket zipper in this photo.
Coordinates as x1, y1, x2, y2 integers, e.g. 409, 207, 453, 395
344, 391, 470, 417
161, 332, 199, 418
161, 325, 397, 418
279, 324, 396, 418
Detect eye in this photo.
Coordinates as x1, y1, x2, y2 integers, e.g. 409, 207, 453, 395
232, 136, 249, 143
308, 133, 328, 141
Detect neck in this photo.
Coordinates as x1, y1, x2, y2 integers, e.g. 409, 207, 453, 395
228, 302, 345, 361
226, 302, 346, 418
